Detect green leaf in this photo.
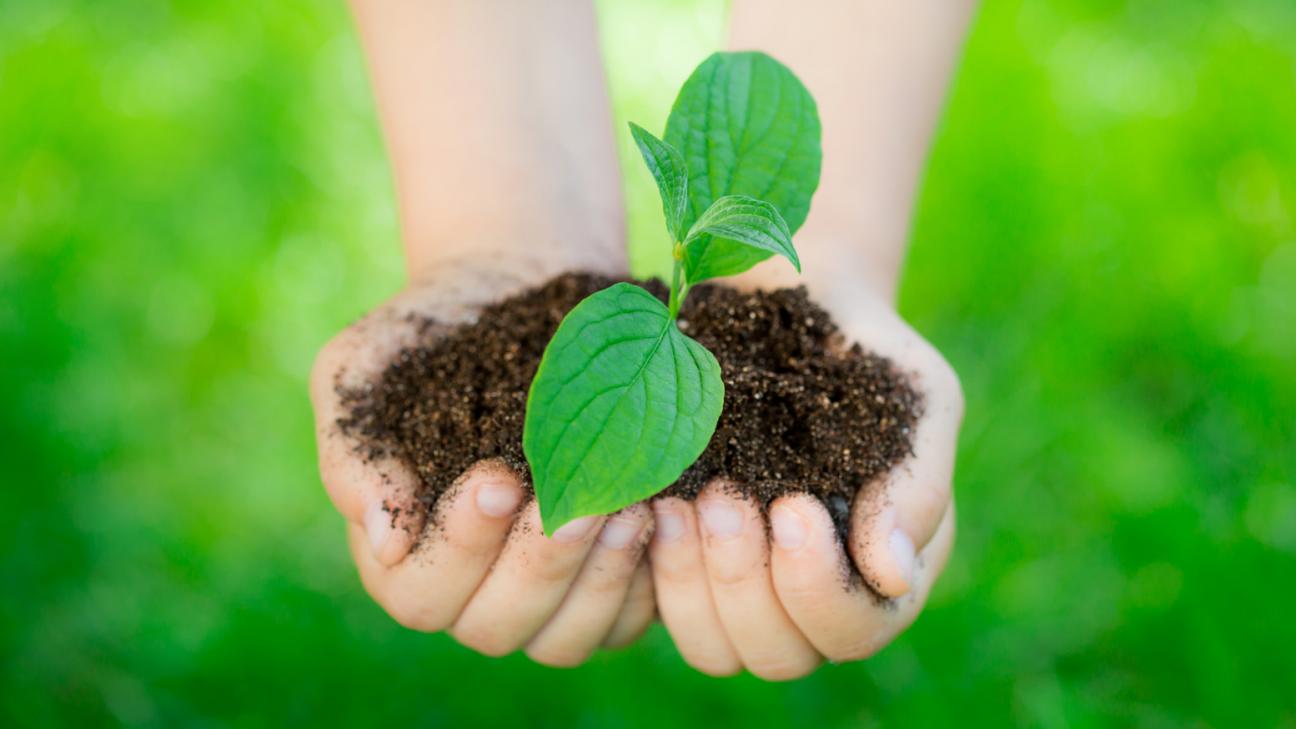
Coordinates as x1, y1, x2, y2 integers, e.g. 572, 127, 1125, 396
684, 195, 799, 277
628, 122, 689, 242
523, 283, 724, 534
664, 51, 821, 283
683, 237, 776, 283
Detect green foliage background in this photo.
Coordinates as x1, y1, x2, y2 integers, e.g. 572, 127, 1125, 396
3, 0, 1293, 725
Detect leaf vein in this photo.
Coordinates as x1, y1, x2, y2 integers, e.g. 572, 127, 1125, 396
547, 319, 675, 487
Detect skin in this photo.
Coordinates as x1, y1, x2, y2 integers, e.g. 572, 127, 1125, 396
311, 0, 973, 676
646, 0, 975, 678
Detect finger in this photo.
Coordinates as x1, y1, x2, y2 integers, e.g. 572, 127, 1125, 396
450, 502, 604, 657
836, 305, 964, 597
850, 371, 960, 596
772, 494, 955, 662
695, 482, 821, 681
602, 560, 656, 649
323, 450, 422, 566
525, 504, 653, 666
834, 295, 969, 534
310, 323, 427, 566
348, 461, 524, 631
648, 497, 741, 677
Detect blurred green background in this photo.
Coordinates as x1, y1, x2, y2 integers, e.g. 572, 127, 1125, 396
3, 0, 1294, 725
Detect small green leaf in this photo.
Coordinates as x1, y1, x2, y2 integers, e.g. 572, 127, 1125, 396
665, 51, 821, 283
684, 195, 799, 278
523, 283, 724, 534
628, 122, 689, 242
682, 235, 775, 283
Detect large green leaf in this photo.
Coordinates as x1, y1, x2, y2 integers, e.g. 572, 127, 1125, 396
628, 122, 689, 242
523, 283, 724, 534
664, 51, 821, 283
684, 195, 799, 279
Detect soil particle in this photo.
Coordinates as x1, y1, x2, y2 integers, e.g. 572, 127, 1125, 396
338, 272, 921, 546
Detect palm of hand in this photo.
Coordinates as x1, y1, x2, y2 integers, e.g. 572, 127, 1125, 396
643, 279, 962, 678
310, 256, 961, 677
311, 256, 656, 665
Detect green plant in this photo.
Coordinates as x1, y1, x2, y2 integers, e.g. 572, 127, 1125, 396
523, 51, 822, 534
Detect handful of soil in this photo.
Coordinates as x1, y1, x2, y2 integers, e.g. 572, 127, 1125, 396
338, 272, 921, 543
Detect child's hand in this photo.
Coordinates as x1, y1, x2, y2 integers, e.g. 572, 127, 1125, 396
647, 280, 962, 680
327, 0, 634, 666
309, 261, 656, 666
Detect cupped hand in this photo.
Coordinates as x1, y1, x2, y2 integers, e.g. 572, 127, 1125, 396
309, 257, 657, 666
647, 279, 963, 680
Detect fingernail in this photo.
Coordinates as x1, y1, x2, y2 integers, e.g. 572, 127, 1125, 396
364, 502, 390, 556
653, 504, 685, 543
551, 516, 596, 543
474, 479, 521, 518
889, 528, 917, 594
771, 505, 808, 550
598, 517, 643, 550
698, 500, 743, 541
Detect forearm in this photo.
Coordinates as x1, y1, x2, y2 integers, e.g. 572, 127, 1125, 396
350, 0, 624, 281
728, 0, 976, 303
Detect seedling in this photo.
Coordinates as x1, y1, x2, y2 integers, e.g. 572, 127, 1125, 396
523, 51, 822, 534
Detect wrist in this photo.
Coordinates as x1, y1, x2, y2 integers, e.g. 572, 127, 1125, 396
404, 230, 627, 290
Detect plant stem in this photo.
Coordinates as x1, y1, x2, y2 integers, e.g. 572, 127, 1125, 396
667, 245, 686, 319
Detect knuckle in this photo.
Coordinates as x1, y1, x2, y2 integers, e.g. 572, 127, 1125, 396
773, 570, 825, 607
604, 612, 653, 649
625, 585, 655, 620
526, 550, 584, 587
385, 606, 425, 632
745, 655, 818, 682
826, 611, 919, 664
526, 643, 591, 669
650, 551, 703, 584
580, 553, 642, 593
437, 521, 509, 562
830, 616, 913, 663
583, 571, 636, 600
382, 595, 448, 634
827, 635, 885, 663
684, 653, 743, 678
452, 623, 520, 657
913, 480, 952, 527
706, 562, 758, 590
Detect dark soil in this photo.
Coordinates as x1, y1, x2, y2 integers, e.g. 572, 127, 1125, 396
338, 272, 921, 544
